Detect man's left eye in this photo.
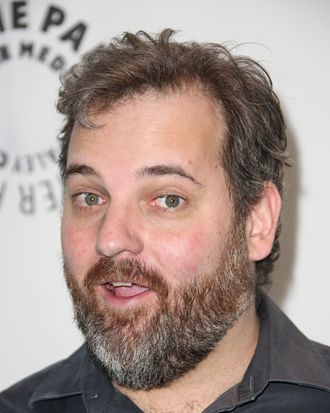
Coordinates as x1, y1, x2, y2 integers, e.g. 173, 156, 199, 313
156, 195, 185, 209
83, 193, 101, 206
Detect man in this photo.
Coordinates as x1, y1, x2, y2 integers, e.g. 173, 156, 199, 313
1, 29, 330, 412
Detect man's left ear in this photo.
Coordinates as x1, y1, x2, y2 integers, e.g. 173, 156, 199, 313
246, 182, 282, 262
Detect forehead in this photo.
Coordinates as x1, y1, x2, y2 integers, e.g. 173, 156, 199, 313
67, 89, 226, 174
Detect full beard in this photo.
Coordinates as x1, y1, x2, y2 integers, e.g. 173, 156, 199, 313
64, 221, 254, 390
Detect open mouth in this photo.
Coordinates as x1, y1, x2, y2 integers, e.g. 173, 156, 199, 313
102, 281, 151, 298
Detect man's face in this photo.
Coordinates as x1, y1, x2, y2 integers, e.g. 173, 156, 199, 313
61, 89, 254, 389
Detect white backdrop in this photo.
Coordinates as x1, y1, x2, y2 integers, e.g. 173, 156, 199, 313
1, 0, 329, 390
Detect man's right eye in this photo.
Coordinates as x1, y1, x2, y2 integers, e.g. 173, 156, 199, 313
72, 193, 105, 208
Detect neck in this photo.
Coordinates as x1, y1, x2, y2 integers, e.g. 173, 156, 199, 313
114, 302, 260, 413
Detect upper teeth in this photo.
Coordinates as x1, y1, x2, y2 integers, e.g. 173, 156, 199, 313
111, 282, 133, 287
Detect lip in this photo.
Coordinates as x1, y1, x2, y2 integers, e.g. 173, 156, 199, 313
97, 284, 155, 309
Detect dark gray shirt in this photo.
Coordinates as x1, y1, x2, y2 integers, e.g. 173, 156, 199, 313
1, 295, 330, 412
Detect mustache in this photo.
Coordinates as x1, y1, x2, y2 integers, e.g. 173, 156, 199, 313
84, 257, 169, 297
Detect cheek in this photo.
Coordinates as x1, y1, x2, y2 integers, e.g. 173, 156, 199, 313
61, 218, 97, 282
151, 227, 224, 278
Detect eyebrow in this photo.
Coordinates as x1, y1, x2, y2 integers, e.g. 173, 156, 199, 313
64, 164, 99, 181
136, 164, 202, 186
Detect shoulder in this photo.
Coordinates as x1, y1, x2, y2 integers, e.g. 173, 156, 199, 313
251, 382, 330, 413
254, 295, 330, 411
261, 295, 330, 389
310, 339, 330, 366
0, 346, 87, 413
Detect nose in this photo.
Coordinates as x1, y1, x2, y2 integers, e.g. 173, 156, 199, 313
96, 204, 144, 259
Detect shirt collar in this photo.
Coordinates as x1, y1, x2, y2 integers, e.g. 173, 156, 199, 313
28, 345, 88, 408
266, 294, 330, 389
